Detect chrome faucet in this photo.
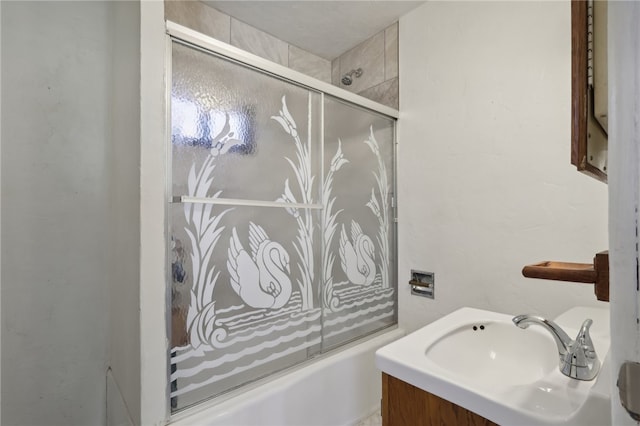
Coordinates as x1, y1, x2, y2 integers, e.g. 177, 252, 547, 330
512, 314, 600, 381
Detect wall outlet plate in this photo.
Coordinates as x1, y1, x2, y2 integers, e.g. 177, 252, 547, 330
410, 270, 435, 299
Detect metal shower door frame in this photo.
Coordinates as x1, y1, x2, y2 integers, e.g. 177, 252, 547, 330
164, 20, 399, 419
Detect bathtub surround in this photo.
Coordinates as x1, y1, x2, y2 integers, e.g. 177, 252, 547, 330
119, 6, 403, 421
332, 23, 399, 109
165, 1, 398, 108
398, 1, 608, 334
230, 18, 289, 66
332, 60, 341, 89
164, 0, 230, 42
288, 45, 332, 83
358, 79, 400, 112
336, 31, 385, 94
165, 0, 332, 83
384, 24, 399, 81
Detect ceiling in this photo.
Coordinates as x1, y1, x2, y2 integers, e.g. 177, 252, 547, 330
204, 1, 425, 59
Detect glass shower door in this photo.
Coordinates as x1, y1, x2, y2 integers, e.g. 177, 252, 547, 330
321, 97, 396, 349
168, 37, 397, 413
170, 41, 323, 410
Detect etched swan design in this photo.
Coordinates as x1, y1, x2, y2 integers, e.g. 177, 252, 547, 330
227, 222, 292, 309
339, 220, 376, 286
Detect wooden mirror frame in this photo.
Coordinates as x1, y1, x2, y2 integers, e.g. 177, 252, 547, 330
571, 0, 608, 183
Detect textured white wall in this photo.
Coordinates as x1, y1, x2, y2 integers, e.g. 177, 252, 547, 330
109, 2, 141, 425
398, 1, 609, 333
1, 2, 112, 424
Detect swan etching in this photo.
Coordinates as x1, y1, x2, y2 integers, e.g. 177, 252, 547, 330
227, 222, 292, 309
339, 220, 376, 286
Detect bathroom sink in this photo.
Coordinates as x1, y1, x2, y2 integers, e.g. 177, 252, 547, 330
376, 306, 611, 426
425, 319, 557, 388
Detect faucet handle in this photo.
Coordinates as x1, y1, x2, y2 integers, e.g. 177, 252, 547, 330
562, 318, 600, 380
574, 318, 597, 358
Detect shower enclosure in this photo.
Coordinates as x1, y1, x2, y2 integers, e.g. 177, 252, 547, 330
167, 24, 397, 411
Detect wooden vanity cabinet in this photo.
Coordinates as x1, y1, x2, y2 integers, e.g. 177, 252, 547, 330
381, 373, 497, 426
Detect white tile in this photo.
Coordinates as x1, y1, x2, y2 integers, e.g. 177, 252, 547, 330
165, 1, 230, 43
289, 45, 332, 83
358, 77, 399, 109
332, 57, 341, 86
230, 18, 288, 66
385, 22, 399, 81
339, 30, 385, 94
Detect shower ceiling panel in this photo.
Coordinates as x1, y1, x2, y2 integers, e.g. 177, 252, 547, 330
204, 0, 425, 59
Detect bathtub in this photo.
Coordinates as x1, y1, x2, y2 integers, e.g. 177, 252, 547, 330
170, 327, 405, 426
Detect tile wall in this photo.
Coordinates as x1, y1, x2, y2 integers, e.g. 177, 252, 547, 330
165, 0, 331, 83
332, 23, 399, 109
165, 1, 398, 109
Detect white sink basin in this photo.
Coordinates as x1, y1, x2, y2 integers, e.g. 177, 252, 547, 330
425, 320, 557, 388
376, 306, 611, 426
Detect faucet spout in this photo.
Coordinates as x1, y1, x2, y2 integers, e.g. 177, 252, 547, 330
512, 314, 600, 381
512, 314, 573, 357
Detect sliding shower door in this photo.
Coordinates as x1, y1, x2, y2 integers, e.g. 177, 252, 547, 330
321, 97, 396, 349
168, 38, 396, 412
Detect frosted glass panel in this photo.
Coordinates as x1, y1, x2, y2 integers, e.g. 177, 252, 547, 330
168, 39, 396, 412
172, 42, 321, 204
321, 97, 396, 349
170, 40, 323, 411
170, 203, 322, 409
